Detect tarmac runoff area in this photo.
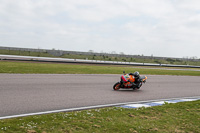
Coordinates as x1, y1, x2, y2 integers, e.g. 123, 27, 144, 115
0, 74, 200, 119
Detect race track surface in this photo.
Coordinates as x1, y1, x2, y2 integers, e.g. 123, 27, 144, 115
0, 74, 200, 117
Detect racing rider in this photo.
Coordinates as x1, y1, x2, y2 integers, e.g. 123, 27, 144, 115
121, 71, 141, 88
132, 71, 141, 88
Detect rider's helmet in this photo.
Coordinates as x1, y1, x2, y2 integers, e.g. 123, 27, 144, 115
134, 71, 140, 77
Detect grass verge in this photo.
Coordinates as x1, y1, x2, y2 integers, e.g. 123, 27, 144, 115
0, 61, 200, 76
0, 100, 200, 133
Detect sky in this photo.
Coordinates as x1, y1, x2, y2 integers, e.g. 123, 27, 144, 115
0, 0, 200, 58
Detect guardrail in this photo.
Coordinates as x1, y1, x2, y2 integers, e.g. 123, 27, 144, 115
1, 54, 200, 68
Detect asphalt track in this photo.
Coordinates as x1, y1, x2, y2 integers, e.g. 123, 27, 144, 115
0, 74, 200, 117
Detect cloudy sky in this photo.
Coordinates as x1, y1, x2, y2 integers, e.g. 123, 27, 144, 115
0, 0, 200, 58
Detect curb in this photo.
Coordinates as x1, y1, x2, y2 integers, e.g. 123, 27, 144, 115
120, 97, 200, 109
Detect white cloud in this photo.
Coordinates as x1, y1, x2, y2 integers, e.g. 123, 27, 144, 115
0, 0, 200, 58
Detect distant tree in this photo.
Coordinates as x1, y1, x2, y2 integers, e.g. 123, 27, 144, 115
154, 59, 161, 64
122, 59, 126, 62
190, 56, 198, 59
166, 58, 175, 62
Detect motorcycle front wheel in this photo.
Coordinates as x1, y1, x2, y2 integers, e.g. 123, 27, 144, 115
136, 82, 142, 89
113, 82, 121, 90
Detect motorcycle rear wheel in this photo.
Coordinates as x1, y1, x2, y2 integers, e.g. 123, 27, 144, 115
113, 82, 121, 90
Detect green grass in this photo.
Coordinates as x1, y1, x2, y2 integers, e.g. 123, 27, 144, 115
0, 61, 200, 76
0, 100, 200, 133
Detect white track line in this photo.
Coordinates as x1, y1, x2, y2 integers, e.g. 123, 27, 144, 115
0, 96, 200, 120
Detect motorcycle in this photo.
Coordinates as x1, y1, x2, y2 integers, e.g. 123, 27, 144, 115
113, 71, 147, 90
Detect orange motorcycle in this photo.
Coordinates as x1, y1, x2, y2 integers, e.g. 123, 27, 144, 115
113, 71, 147, 90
